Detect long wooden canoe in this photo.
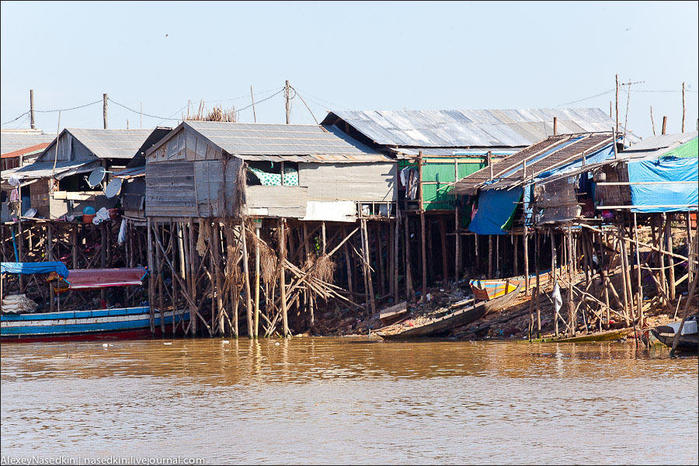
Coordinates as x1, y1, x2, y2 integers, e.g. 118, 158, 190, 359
377, 284, 521, 340
470, 271, 553, 301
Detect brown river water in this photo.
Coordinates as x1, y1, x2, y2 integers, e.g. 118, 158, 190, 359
1, 338, 697, 465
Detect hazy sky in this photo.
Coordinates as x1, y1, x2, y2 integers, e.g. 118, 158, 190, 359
1, 1, 697, 138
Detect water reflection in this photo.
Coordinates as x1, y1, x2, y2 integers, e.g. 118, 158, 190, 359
1, 339, 697, 464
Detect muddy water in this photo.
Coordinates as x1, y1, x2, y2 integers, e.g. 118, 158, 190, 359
1, 338, 697, 464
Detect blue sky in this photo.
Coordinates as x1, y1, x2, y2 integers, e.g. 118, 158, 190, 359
1, 1, 697, 138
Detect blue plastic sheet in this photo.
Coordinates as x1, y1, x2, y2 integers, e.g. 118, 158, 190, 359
627, 157, 698, 213
468, 188, 523, 235
1, 261, 70, 279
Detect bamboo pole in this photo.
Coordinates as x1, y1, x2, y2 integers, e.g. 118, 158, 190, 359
665, 216, 676, 301
240, 218, 253, 338
147, 218, 155, 333
254, 222, 261, 338
404, 214, 414, 301
523, 228, 530, 294
566, 226, 575, 336
279, 218, 289, 337
633, 213, 644, 326
393, 215, 400, 302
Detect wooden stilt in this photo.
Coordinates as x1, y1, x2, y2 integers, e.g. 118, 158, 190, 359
343, 226, 353, 295
279, 218, 289, 337
377, 223, 386, 297
495, 234, 500, 277
523, 228, 530, 294
488, 235, 493, 278
147, 218, 155, 333
454, 206, 461, 281
393, 215, 400, 303
566, 226, 575, 336
47, 224, 55, 313
361, 218, 376, 315
254, 222, 261, 338
420, 211, 427, 295
404, 214, 414, 301
240, 218, 253, 338
513, 232, 519, 276
439, 216, 448, 283
535, 229, 541, 338
71, 227, 78, 268
665, 216, 676, 301
633, 213, 644, 326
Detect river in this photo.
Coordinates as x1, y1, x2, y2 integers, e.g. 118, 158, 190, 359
1, 338, 697, 464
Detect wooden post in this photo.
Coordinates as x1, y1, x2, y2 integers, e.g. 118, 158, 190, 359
513, 233, 519, 276
534, 230, 541, 338
488, 235, 493, 278
147, 218, 155, 333
661, 116, 667, 135
254, 222, 261, 338
100, 223, 107, 304
650, 105, 656, 136
279, 218, 289, 337
250, 85, 257, 123
566, 226, 575, 336
404, 214, 414, 301
454, 159, 461, 281
71, 227, 78, 268
155, 224, 165, 334
321, 221, 327, 255
377, 223, 386, 296
633, 213, 644, 326
102, 93, 108, 129
553, 116, 558, 136
615, 74, 619, 133
240, 218, 253, 338
681, 82, 686, 133
666, 216, 676, 301
495, 235, 500, 277
284, 80, 291, 124
188, 219, 197, 336
439, 216, 448, 283
29, 89, 35, 129
687, 212, 695, 284
420, 211, 427, 295
47, 224, 55, 313
343, 226, 353, 295
658, 216, 668, 302
361, 218, 376, 314
393, 214, 400, 303
523, 228, 530, 294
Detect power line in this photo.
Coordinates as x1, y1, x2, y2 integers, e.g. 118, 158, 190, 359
2, 98, 102, 126
2, 111, 30, 126
556, 88, 615, 107
235, 87, 285, 117
108, 97, 182, 121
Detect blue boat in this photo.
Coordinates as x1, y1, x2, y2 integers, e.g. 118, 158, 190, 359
1, 262, 188, 342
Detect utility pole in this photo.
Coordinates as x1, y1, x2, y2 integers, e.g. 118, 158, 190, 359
103, 93, 108, 129
29, 89, 35, 129
285, 80, 291, 124
681, 82, 686, 133
250, 85, 257, 123
615, 74, 619, 133
553, 116, 558, 136
140, 102, 143, 128
662, 116, 668, 135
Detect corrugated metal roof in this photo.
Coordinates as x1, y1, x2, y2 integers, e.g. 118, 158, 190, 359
1, 130, 55, 156
322, 108, 621, 148
1, 160, 100, 181
181, 121, 391, 162
62, 128, 155, 159
624, 131, 698, 151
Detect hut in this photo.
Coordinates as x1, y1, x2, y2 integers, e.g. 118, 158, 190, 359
1, 129, 55, 221
142, 121, 397, 338
4, 128, 168, 220
323, 108, 619, 287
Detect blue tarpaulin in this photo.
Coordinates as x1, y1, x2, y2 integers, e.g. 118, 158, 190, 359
1, 262, 70, 279
627, 157, 698, 213
468, 188, 523, 235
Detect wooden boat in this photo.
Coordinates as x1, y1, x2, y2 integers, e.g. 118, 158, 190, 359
1, 261, 188, 342
2, 307, 189, 342
470, 271, 552, 301
376, 284, 521, 340
536, 328, 633, 343
650, 314, 698, 353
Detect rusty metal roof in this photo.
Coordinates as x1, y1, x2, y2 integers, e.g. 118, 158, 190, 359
179, 121, 391, 163
322, 108, 620, 148
454, 132, 616, 194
